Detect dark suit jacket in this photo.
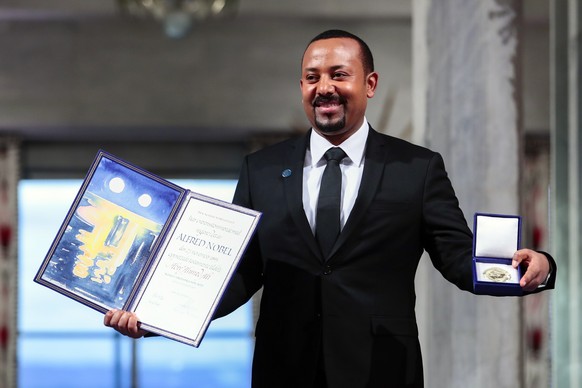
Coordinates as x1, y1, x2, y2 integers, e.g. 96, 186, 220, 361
216, 127, 556, 388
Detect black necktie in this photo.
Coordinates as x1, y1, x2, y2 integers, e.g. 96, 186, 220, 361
316, 147, 347, 258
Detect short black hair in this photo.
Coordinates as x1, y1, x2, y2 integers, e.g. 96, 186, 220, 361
306, 29, 375, 74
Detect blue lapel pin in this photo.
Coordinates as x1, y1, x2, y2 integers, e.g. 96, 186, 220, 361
281, 169, 292, 178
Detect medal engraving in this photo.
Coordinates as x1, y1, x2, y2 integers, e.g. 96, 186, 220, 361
483, 267, 511, 282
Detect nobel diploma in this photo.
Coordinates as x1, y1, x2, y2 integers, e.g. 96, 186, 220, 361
132, 194, 259, 346
34, 151, 261, 347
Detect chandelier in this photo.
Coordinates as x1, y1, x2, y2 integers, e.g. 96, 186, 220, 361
118, 0, 239, 38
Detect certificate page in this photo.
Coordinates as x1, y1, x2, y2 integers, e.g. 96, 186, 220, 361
132, 193, 259, 346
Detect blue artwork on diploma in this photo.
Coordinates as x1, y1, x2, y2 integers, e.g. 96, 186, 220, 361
40, 155, 183, 310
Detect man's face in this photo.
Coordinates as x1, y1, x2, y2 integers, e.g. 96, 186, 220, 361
300, 37, 378, 143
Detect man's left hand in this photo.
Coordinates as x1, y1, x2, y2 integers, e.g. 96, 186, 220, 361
512, 249, 550, 292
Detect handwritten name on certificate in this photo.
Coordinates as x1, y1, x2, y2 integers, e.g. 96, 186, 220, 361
131, 194, 257, 346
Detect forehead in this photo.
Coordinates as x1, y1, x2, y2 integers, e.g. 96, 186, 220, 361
302, 38, 363, 70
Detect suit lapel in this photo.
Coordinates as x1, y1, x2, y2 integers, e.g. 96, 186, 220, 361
282, 131, 323, 260
282, 128, 391, 262
328, 128, 388, 259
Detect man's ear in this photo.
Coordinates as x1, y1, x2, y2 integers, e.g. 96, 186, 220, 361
366, 72, 379, 98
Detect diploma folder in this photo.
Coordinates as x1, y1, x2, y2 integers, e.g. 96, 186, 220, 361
34, 150, 261, 347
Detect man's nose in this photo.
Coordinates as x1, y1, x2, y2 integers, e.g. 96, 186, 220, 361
317, 76, 335, 95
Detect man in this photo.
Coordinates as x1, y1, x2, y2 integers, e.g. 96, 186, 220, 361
105, 30, 556, 387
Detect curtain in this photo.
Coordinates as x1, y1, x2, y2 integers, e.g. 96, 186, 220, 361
0, 136, 19, 388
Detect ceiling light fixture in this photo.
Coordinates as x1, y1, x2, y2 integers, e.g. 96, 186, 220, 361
117, 0, 239, 38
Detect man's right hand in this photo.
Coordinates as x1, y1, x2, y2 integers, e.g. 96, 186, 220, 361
104, 309, 148, 338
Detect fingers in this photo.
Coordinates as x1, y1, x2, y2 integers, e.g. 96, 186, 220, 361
512, 249, 550, 291
519, 269, 539, 291
104, 309, 147, 338
511, 249, 531, 268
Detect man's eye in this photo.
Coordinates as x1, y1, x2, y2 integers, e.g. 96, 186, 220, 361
305, 75, 318, 82
333, 72, 346, 79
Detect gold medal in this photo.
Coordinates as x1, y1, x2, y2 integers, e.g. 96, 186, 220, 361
483, 267, 511, 283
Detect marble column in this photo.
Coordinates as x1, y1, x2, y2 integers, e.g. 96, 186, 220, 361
413, 0, 524, 386
550, 0, 582, 386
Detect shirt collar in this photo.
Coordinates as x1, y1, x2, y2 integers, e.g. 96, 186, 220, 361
309, 119, 369, 167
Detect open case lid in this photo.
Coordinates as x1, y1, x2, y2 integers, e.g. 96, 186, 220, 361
473, 213, 521, 259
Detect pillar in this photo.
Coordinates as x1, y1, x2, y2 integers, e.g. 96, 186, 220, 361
413, 0, 524, 386
550, 0, 582, 386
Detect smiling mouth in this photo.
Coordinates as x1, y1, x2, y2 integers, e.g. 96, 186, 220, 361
313, 96, 344, 114
316, 104, 342, 115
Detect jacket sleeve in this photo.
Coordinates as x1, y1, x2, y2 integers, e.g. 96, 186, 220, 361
421, 152, 475, 292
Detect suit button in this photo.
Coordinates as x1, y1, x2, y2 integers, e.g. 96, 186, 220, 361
323, 266, 332, 275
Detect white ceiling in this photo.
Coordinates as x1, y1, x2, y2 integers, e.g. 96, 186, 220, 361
0, 0, 412, 20
0, 0, 413, 143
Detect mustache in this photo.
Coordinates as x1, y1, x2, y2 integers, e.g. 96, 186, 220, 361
313, 95, 346, 107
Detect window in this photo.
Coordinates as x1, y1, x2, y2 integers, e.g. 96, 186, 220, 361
18, 179, 253, 388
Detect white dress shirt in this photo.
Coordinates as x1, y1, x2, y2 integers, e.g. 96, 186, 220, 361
303, 120, 369, 234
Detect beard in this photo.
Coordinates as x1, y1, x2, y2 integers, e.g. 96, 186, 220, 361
315, 115, 346, 133
313, 94, 346, 133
